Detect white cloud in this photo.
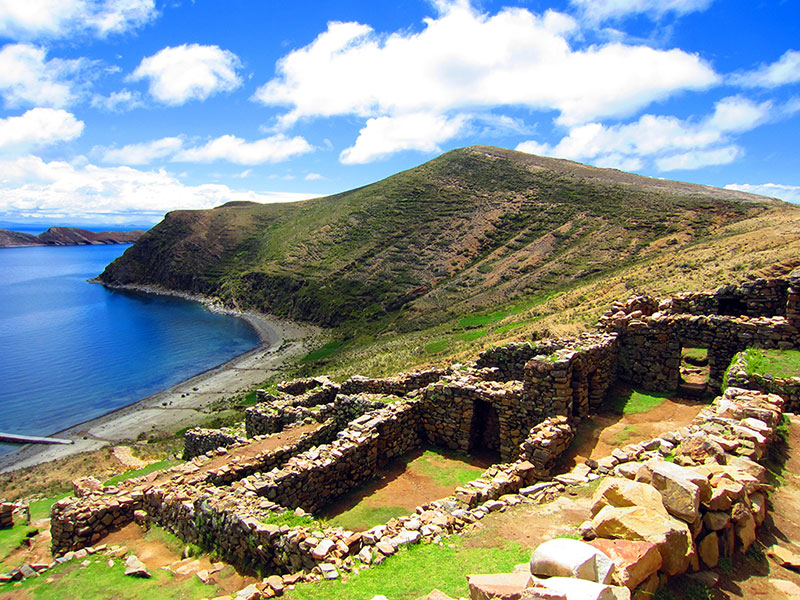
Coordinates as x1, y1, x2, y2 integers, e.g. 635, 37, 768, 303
97, 133, 314, 165
90, 88, 143, 112
129, 44, 242, 105
0, 0, 156, 40
724, 183, 800, 204
304, 173, 324, 181
0, 43, 87, 108
570, 0, 713, 23
98, 136, 183, 165
340, 113, 468, 164
515, 96, 770, 172
174, 134, 313, 165
732, 50, 800, 89
0, 154, 320, 225
0, 108, 83, 152
255, 2, 718, 140
655, 146, 740, 171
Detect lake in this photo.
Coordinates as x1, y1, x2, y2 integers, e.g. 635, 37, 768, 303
0, 244, 260, 455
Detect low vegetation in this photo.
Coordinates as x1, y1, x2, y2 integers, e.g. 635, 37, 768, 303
742, 348, 800, 379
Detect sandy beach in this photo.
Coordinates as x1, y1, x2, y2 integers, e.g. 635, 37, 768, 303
0, 287, 324, 473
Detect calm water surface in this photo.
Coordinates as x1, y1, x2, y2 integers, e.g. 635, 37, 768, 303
0, 244, 259, 454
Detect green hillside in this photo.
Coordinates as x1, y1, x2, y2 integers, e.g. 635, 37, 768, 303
99, 145, 792, 332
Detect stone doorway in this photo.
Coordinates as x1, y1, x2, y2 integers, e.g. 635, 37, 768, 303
469, 399, 501, 454
679, 346, 709, 397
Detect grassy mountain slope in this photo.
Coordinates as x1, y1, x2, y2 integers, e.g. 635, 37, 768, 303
99, 145, 793, 331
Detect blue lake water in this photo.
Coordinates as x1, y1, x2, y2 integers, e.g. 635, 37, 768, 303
0, 244, 260, 455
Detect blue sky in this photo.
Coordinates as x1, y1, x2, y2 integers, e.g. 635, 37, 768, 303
0, 0, 798, 227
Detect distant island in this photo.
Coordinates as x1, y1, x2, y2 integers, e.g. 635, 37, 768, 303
0, 226, 145, 248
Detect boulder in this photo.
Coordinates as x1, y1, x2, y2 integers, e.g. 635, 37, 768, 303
735, 513, 756, 553
467, 573, 533, 600
589, 539, 662, 590
592, 505, 693, 576
702, 511, 730, 531
529, 576, 624, 600
675, 436, 725, 465
123, 555, 150, 578
417, 591, 457, 600
530, 538, 615, 584
73, 477, 104, 498
698, 533, 719, 568
637, 461, 707, 522
591, 478, 668, 518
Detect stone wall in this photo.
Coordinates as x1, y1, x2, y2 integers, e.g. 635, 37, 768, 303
246, 382, 340, 437
517, 416, 574, 479
474, 340, 563, 381
725, 351, 800, 413
418, 375, 526, 461
183, 427, 246, 460
339, 368, 450, 396
522, 333, 618, 420
666, 277, 791, 318
0, 503, 14, 529
242, 402, 424, 513
601, 310, 798, 391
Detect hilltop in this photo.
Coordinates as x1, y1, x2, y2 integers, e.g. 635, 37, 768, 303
0, 227, 145, 248
99, 146, 791, 331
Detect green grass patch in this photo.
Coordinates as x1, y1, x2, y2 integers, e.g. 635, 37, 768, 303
301, 340, 345, 364
681, 347, 708, 366
104, 458, 180, 487
0, 555, 214, 599
262, 511, 319, 528
743, 348, 800, 378
414, 449, 485, 487
494, 318, 539, 334
457, 310, 507, 329
29, 493, 71, 521
455, 329, 487, 342
0, 523, 37, 567
425, 340, 449, 354
609, 425, 638, 446
326, 505, 409, 532
285, 535, 528, 600
607, 387, 671, 415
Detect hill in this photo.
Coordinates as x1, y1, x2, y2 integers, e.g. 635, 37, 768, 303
98, 145, 793, 330
0, 227, 145, 248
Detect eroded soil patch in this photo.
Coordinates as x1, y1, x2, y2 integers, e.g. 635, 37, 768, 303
560, 396, 706, 469
319, 447, 495, 531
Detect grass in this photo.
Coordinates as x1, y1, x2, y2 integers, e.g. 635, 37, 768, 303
607, 386, 672, 415
425, 340, 449, 354
285, 534, 528, 600
0, 556, 214, 600
262, 511, 319, 528
681, 347, 708, 366
301, 340, 345, 364
414, 449, 485, 487
743, 348, 800, 378
104, 458, 180, 487
457, 310, 508, 329
0, 523, 37, 567
609, 425, 638, 446
326, 505, 409, 532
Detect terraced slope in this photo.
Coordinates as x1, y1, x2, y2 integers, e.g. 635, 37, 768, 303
98, 145, 792, 328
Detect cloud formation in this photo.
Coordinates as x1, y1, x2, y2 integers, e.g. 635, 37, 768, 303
569, 0, 713, 23
129, 44, 243, 105
255, 1, 718, 163
733, 50, 800, 88
0, 0, 156, 40
0, 155, 320, 224
516, 96, 770, 171
340, 113, 468, 164
0, 44, 88, 108
724, 183, 800, 204
0, 108, 83, 152
97, 133, 314, 165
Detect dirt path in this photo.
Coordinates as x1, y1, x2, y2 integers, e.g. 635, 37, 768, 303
559, 397, 706, 469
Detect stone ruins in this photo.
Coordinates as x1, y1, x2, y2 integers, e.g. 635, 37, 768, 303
45, 271, 799, 598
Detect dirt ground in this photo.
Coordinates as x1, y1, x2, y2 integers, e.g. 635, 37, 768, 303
319, 447, 495, 528
559, 396, 706, 469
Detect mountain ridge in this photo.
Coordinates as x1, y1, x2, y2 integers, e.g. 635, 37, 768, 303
0, 227, 145, 248
98, 145, 794, 329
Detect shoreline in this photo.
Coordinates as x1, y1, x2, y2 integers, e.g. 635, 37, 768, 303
0, 284, 325, 474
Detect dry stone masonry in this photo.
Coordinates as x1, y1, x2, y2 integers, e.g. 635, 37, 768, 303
47, 273, 799, 597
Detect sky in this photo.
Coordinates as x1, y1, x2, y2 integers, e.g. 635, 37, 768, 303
0, 0, 798, 227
